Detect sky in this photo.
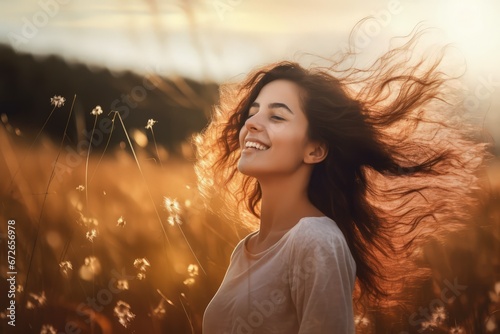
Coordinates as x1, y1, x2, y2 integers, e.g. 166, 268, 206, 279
0, 0, 498, 81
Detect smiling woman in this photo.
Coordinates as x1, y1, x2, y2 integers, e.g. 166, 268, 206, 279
194, 29, 492, 333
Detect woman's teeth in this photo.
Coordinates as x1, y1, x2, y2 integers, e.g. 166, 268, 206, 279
245, 141, 269, 150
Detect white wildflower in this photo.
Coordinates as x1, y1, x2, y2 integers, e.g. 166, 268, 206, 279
91, 105, 103, 116
59, 261, 73, 276
28, 291, 46, 308
165, 197, 182, 225
167, 215, 182, 226
117, 216, 126, 227
50, 95, 65, 108
183, 278, 195, 286
188, 264, 199, 277
354, 315, 370, 327
113, 300, 135, 328
116, 279, 129, 290
164, 197, 181, 215
420, 320, 435, 331
145, 119, 157, 130
152, 300, 166, 318
134, 258, 150, 272
40, 324, 57, 334
80, 256, 101, 280
431, 306, 447, 325
450, 326, 465, 334
86, 229, 98, 242
78, 213, 98, 228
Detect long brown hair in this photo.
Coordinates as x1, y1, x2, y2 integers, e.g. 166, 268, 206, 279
194, 29, 492, 308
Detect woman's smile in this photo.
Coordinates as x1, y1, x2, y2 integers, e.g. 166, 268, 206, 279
242, 140, 270, 153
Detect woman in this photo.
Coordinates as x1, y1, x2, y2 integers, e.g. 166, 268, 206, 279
196, 30, 491, 333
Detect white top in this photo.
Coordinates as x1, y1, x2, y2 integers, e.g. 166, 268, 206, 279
203, 216, 357, 334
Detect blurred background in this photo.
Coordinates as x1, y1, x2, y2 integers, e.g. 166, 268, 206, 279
0, 0, 499, 333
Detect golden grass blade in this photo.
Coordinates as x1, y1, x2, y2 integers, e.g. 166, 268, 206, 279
113, 111, 171, 246
24, 94, 77, 302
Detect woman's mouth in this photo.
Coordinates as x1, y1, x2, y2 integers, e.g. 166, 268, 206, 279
244, 141, 270, 151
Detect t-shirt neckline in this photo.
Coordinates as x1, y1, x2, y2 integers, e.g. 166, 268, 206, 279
243, 216, 328, 258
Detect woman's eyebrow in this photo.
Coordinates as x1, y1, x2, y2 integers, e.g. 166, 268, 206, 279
250, 102, 294, 114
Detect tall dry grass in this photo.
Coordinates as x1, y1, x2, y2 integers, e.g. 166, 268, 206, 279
0, 98, 498, 333
0, 105, 240, 333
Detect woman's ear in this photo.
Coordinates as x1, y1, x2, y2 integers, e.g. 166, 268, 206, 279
304, 141, 328, 164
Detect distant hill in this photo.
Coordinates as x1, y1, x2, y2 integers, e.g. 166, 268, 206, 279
0, 44, 219, 153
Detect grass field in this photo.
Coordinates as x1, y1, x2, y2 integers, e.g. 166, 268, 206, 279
0, 100, 499, 333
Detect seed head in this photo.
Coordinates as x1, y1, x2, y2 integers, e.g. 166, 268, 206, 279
59, 261, 73, 276
152, 300, 166, 318
28, 291, 46, 309
134, 258, 150, 272
86, 229, 98, 242
183, 278, 195, 286
114, 300, 135, 328
449, 326, 465, 334
117, 216, 126, 227
40, 324, 57, 334
116, 279, 129, 290
91, 105, 103, 115
50, 95, 66, 108
188, 264, 199, 277
145, 118, 157, 129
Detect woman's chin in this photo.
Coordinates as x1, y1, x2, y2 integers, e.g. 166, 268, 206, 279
237, 163, 261, 177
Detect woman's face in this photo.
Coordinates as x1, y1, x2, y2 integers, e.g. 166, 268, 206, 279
238, 79, 316, 179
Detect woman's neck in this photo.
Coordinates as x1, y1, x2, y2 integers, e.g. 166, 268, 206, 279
257, 174, 323, 240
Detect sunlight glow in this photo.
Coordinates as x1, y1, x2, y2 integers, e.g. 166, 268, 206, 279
439, 0, 500, 68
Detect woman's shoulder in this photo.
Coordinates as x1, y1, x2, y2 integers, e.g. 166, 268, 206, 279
287, 216, 356, 271
291, 216, 344, 241
286, 216, 352, 255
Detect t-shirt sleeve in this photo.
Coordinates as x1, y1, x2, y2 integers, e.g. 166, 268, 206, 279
288, 224, 356, 334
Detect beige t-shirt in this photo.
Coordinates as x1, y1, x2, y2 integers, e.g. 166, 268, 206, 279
203, 216, 356, 334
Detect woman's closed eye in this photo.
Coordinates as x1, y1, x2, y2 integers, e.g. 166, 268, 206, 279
246, 113, 285, 121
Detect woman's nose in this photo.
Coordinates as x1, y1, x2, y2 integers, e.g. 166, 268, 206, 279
245, 113, 263, 132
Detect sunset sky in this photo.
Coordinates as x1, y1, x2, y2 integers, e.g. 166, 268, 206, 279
0, 0, 499, 81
